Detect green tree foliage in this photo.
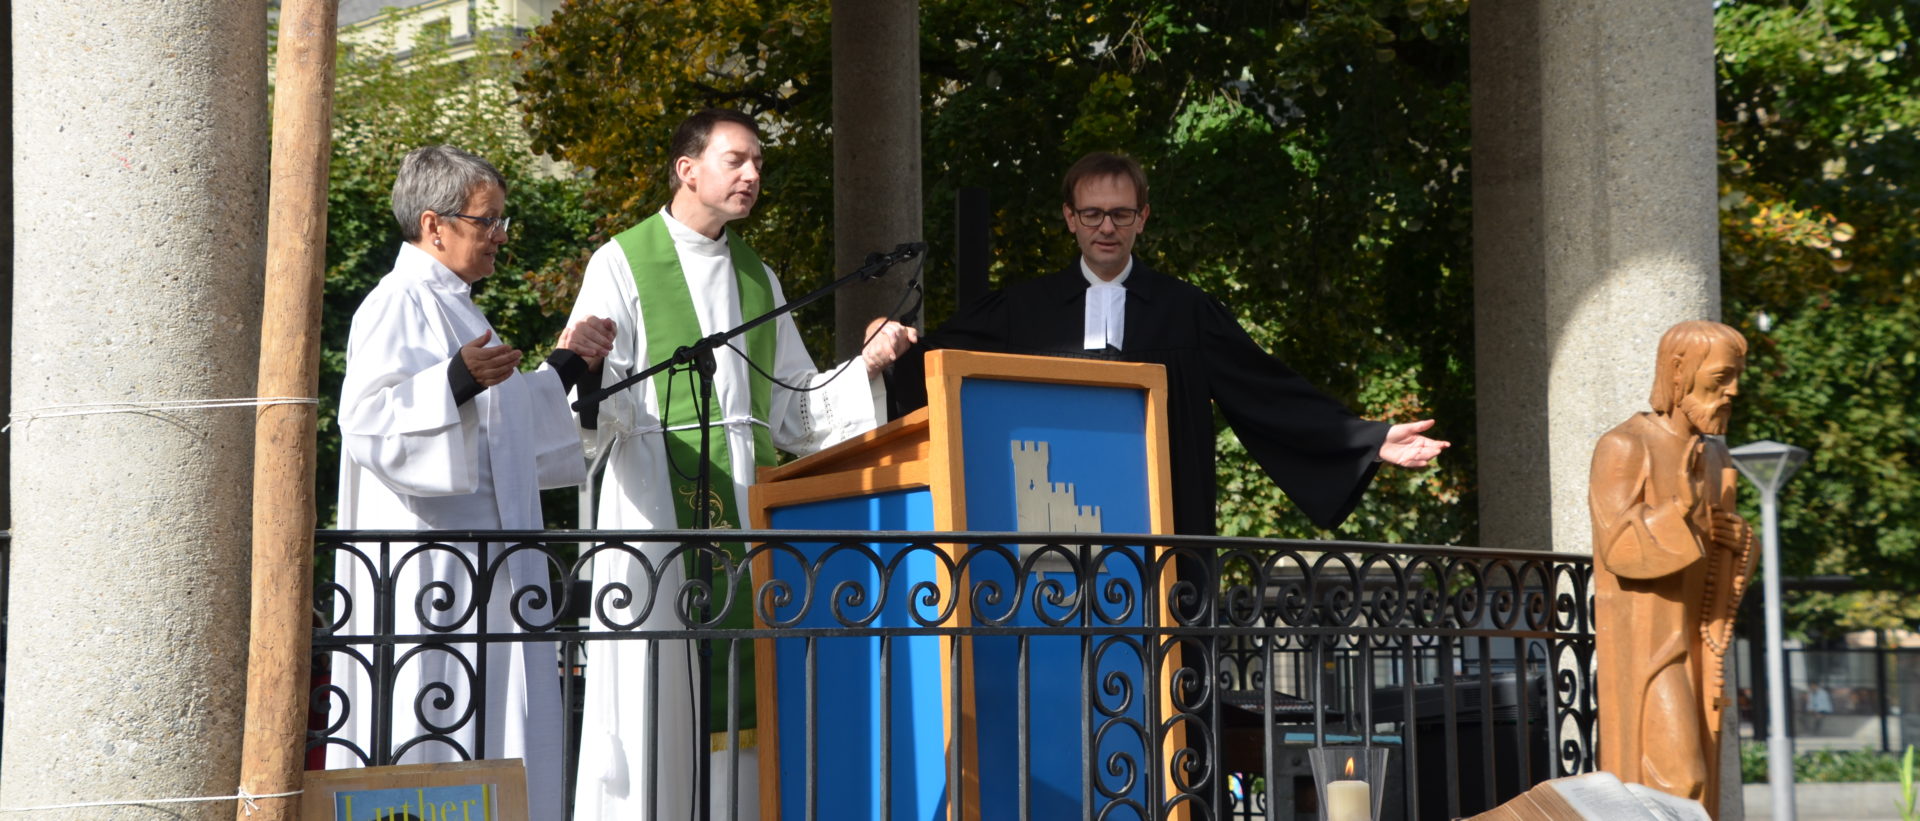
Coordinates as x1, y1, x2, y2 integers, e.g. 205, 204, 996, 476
301, 16, 597, 525
1716, 0, 1920, 633
517, 0, 1476, 542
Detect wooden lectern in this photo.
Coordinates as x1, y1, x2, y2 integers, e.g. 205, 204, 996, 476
747, 350, 1180, 821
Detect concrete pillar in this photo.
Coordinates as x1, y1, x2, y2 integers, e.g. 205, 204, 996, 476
2, 0, 12, 532
831, 0, 922, 360
4, 0, 267, 816
1471, 0, 1720, 555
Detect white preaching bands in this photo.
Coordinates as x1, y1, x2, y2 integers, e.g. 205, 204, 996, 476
1080, 256, 1132, 351
0, 787, 303, 815
2, 397, 320, 433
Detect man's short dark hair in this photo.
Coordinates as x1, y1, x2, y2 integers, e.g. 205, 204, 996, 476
1061, 151, 1149, 208
667, 109, 762, 191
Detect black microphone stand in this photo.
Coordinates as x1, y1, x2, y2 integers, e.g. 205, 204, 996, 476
571, 240, 924, 821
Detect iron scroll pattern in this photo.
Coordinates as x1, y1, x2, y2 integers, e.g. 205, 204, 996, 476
311, 530, 1596, 820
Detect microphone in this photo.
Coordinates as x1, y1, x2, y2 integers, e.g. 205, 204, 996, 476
859, 242, 929, 279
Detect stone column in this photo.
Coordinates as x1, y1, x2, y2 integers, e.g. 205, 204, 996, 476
2, 0, 13, 531
831, 0, 922, 360
4, 0, 267, 816
1471, 0, 1720, 555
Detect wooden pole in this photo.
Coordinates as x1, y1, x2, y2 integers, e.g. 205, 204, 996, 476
237, 0, 338, 816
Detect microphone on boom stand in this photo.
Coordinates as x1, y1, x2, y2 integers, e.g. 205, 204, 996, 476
857, 241, 928, 280
862, 242, 927, 328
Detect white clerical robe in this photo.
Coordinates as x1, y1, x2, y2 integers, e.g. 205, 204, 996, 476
567, 208, 884, 821
330, 242, 585, 821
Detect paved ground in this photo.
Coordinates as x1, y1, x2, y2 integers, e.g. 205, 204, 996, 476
1739, 782, 1907, 821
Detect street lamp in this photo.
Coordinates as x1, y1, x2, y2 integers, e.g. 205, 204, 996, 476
1729, 439, 1811, 821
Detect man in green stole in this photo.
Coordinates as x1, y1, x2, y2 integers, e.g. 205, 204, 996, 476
566, 109, 918, 821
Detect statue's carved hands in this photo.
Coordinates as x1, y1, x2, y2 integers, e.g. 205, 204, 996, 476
1710, 509, 1752, 553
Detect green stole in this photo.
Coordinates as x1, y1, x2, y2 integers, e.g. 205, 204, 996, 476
613, 212, 775, 742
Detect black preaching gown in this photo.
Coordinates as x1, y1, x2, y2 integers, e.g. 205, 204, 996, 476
888, 257, 1389, 536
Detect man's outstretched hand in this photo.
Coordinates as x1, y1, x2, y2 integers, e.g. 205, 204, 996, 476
559, 315, 617, 372
1379, 419, 1450, 468
862, 317, 920, 378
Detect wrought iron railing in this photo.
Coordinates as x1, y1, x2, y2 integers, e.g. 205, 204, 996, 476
310, 529, 1594, 821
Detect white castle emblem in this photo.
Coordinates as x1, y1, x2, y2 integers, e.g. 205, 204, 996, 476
1011, 440, 1102, 533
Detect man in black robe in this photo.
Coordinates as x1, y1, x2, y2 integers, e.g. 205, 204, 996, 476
888, 151, 1446, 535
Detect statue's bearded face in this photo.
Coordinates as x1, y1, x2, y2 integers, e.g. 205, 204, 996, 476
1675, 342, 1744, 435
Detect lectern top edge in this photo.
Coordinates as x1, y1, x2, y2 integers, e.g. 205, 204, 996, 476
754, 406, 929, 485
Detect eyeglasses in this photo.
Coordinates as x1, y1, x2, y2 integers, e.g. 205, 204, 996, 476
444, 212, 511, 235
1072, 207, 1141, 228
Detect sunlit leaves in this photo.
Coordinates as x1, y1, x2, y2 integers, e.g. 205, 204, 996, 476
1718, 0, 1920, 634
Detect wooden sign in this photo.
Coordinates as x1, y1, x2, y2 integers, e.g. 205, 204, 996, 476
301, 760, 528, 821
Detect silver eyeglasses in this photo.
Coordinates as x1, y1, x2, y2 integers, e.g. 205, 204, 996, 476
445, 212, 511, 235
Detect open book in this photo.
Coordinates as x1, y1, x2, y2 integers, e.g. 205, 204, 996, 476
1466, 772, 1710, 821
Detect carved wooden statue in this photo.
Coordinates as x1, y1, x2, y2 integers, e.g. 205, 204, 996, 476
1589, 320, 1757, 818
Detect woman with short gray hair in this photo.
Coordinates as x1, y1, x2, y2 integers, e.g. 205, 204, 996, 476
390, 144, 509, 244
327, 145, 615, 820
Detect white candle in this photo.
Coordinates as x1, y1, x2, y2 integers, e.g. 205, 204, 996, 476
1326, 778, 1371, 821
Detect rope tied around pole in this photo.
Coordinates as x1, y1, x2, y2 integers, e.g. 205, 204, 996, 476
2, 397, 319, 432
0, 787, 303, 814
